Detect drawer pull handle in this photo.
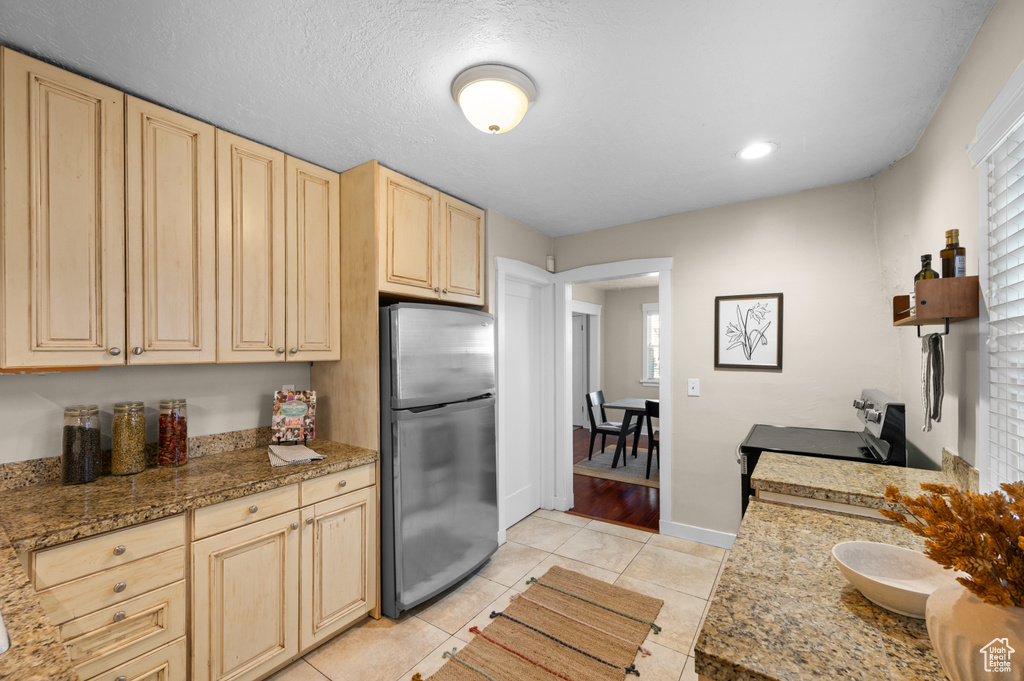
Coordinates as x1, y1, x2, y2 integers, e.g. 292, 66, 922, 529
112, 545, 126, 556
113, 582, 127, 593
116, 676, 128, 681
249, 505, 259, 514
306, 517, 315, 525
112, 611, 127, 623
339, 480, 347, 488
291, 522, 300, 530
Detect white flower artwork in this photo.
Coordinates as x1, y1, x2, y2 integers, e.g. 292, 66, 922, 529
715, 293, 783, 370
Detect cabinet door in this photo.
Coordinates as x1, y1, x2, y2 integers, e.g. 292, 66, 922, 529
377, 166, 440, 298
126, 97, 216, 364
440, 194, 485, 305
191, 511, 300, 681
285, 157, 340, 361
216, 130, 286, 362
1, 48, 126, 368
299, 486, 377, 652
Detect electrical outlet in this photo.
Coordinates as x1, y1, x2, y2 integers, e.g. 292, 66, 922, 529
687, 379, 700, 396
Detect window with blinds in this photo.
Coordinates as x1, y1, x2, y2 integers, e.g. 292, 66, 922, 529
643, 303, 660, 384
984, 122, 1024, 489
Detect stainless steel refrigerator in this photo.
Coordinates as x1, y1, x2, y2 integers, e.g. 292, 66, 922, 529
379, 303, 498, 618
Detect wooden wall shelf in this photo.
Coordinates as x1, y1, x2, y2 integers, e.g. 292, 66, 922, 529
892, 275, 979, 328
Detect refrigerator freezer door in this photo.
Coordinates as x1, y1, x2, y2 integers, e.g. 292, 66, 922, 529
383, 397, 498, 616
385, 304, 495, 409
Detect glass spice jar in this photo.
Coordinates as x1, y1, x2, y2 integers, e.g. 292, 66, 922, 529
158, 399, 188, 467
112, 401, 146, 475
61, 405, 101, 485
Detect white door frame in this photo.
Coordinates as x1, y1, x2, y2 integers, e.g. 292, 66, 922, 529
494, 257, 555, 544
552, 259, 673, 524
571, 300, 602, 429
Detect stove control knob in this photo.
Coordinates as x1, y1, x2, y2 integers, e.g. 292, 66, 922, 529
853, 399, 867, 409
865, 409, 883, 424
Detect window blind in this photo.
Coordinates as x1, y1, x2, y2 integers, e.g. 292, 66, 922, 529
985, 122, 1024, 487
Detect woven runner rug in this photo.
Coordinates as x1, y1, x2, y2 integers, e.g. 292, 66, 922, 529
416, 565, 664, 681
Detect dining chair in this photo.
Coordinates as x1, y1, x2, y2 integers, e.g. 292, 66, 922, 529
585, 390, 638, 460
644, 399, 660, 479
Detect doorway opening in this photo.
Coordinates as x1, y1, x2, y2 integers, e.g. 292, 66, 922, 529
567, 275, 660, 532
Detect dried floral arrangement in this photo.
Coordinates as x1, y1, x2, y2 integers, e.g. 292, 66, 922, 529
880, 481, 1024, 607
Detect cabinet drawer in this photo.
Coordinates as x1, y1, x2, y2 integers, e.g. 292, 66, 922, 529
87, 636, 187, 681
192, 484, 300, 540
34, 515, 185, 590
300, 464, 374, 506
40, 547, 186, 625
62, 581, 186, 680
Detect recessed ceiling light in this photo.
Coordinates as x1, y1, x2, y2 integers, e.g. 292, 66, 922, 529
737, 141, 778, 160
451, 64, 537, 134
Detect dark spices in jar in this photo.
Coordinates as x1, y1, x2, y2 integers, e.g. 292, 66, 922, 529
112, 401, 146, 475
61, 405, 101, 485
158, 399, 188, 467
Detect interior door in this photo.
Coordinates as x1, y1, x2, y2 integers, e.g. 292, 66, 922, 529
501, 277, 544, 527
571, 314, 589, 427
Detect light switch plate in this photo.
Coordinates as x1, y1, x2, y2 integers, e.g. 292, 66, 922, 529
282, 384, 295, 392
687, 379, 700, 396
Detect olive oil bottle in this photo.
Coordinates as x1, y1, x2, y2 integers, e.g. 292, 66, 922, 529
940, 229, 966, 277
915, 254, 939, 282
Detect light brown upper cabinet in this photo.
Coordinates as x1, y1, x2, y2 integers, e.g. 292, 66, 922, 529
377, 164, 484, 305
285, 157, 341, 362
216, 131, 340, 363
216, 131, 287, 362
1, 48, 126, 369
126, 97, 217, 364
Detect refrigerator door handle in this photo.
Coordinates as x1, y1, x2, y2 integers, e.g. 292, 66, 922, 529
394, 397, 496, 420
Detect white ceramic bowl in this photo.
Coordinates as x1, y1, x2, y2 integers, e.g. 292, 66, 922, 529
831, 541, 960, 618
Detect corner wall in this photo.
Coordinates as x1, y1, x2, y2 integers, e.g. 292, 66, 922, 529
872, 0, 1024, 470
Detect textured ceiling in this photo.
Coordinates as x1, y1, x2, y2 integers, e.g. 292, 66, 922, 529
0, 1, 996, 237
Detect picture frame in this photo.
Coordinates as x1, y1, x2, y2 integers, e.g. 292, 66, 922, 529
714, 293, 783, 371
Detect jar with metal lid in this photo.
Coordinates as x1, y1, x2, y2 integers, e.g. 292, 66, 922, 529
112, 402, 146, 475
158, 399, 188, 467
61, 405, 101, 485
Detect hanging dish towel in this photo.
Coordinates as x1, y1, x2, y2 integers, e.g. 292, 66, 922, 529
921, 333, 944, 432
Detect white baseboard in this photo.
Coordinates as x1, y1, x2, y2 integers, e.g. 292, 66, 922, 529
660, 519, 736, 550
551, 496, 572, 512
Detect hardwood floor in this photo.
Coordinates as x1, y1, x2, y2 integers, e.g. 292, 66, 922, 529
568, 427, 660, 532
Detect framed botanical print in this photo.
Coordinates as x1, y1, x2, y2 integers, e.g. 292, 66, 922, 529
714, 293, 783, 370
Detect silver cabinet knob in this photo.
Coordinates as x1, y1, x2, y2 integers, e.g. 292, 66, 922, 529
113, 582, 127, 593
131, 347, 143, 355
289, 348, 298, 354
249, 505, 259, 514
112, 611, 127, 623
116, 677, 128, 681
112, 545, 126, 556
276, 347, 285, 354
339, 480, 347, 488
305, 517, 314, 525
291, 522, 300, 530
434, 287, 440, 293
108, 347, 121, 356
443, 289, 449, 295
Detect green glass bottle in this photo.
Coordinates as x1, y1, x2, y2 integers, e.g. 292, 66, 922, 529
915, 254, 939, 282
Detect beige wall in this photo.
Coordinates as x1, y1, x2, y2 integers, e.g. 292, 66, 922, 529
572, 283, 606, 307
600, 287, 660, 406
0, 363, 311, 464
554, 180, 899, 534
485, 209, 555, 312
872, 0, 1024, 470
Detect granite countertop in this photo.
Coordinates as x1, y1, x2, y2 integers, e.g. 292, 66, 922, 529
694, 500, 944, 681
0, 439, 377, 681
751, 452, 951, 509
0, 439, 377, 553
0, 526, 78, 681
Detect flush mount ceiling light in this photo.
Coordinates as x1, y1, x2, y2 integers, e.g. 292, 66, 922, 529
451, 64, 537, 135
737, 141, 778, 160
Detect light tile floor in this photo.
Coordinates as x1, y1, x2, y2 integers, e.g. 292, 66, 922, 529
269, 510, 730, 681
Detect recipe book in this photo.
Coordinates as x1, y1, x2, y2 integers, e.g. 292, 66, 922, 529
272, 390, 316, 443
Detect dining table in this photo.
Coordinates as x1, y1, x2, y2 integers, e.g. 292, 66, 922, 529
602, 397, 656, 469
